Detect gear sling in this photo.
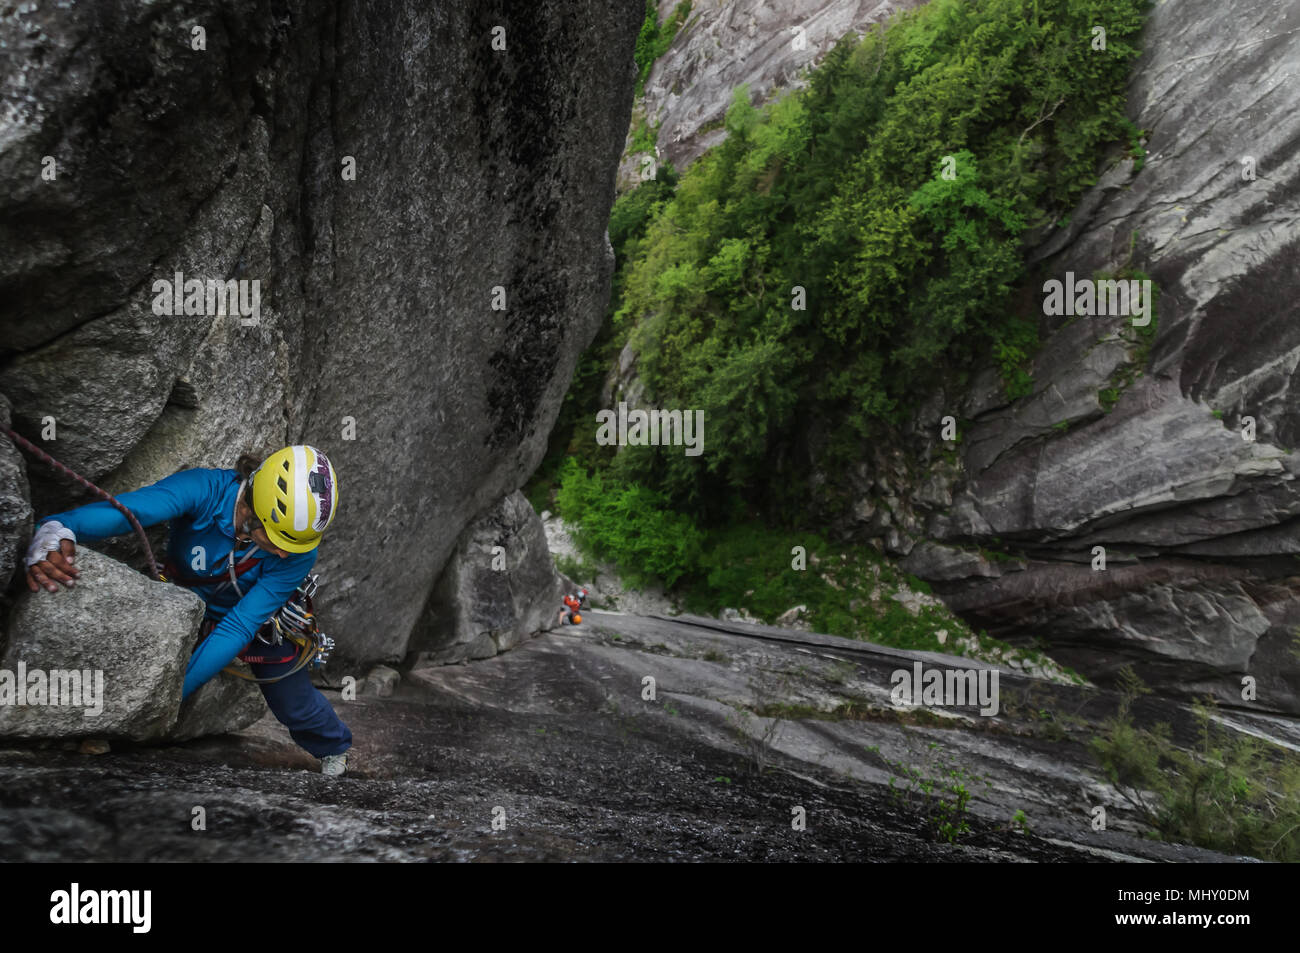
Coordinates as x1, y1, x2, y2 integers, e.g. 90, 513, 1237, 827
164, 553, 335, 684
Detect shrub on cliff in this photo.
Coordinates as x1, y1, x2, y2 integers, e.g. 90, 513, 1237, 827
613, 0, 1148, 519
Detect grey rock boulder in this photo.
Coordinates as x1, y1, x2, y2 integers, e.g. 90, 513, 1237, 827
0, 548, 260, 740
409, 491, 567, 665
171, 665, 267, 742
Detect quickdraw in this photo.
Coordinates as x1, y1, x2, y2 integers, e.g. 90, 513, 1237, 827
201, 573, 336, 684
225, 574, 335, 683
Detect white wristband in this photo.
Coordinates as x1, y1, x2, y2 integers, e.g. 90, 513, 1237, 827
26, 520, 77, 567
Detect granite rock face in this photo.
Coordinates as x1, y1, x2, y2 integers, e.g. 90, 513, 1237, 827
0, 0, 642, 670
409, 490, 568, 665
897, 0, 1300, 711
625, 0, 922, 184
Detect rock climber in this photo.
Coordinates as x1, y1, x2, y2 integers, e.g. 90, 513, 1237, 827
558, 587, 589, 626
23, 445, 353, 776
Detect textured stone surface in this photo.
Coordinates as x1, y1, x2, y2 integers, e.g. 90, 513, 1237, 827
410, 490, 567, 665
885, 0, 1300, 709
0, 548, 203, 739
362, 664, 400, 697
0, 0, 643, 672
0, 395, 33, 592
627, 0, 922, 183
1, 546, 264, 740
172, 664, 267, 742
900, 541, 1012, 583
3, 609, 1288, 861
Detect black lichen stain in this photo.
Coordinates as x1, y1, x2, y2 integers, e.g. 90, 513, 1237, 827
469, 2, 583, 452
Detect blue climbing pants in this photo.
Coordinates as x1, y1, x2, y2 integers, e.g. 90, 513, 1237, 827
248, 651, 353, 759
199, 619, 352, 759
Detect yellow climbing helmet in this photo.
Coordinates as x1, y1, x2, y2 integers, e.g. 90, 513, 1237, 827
248, 445, 339, 553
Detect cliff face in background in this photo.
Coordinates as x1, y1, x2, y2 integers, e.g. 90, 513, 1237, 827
0, 0, 643, 669
904, 0, 1300, 712
619, 0, 922, 187
610, 0, 1300, 713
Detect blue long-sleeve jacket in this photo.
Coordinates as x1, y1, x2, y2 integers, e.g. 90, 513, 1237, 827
38, 468, 316, 700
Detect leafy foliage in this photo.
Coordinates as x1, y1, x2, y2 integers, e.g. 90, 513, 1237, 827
554, 458, 704, 588
881, 742, 991, 843
611, 0, 1148, 518
1090, 669, 1300, 861
634, 0, 693, 97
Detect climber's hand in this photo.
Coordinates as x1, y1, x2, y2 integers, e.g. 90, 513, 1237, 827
26, 539, 79, 593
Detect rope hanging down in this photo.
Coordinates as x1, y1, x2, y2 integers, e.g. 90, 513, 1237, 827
3, 427, 163, 581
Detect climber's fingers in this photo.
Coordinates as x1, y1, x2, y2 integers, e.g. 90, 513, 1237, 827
31, 554, 76, 589
38, 559, 74, 587
49, 540, 79, 578
28, 563, 58, 592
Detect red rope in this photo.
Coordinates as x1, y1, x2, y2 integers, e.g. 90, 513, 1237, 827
4, 427, 163, 581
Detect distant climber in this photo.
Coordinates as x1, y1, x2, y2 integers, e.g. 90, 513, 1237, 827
24, 446, 353, 777
558, 587, 589, 626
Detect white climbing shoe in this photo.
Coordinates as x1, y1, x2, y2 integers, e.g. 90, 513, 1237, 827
321, 753, 347, 777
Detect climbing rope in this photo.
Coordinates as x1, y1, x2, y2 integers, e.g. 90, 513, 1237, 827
3, 427, 163, 580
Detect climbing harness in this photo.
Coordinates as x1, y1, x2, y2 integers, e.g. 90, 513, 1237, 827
210, 573, 336, 684
162, 547, 261, 591
2, 429, 336, 685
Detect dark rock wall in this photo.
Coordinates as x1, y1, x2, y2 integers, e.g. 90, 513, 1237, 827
0, 1, 643, 666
